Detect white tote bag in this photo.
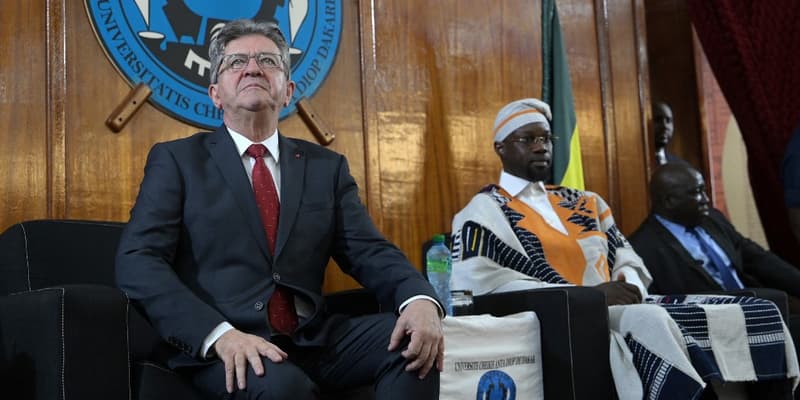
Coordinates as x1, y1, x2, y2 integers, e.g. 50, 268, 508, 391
441, 311, 543, 400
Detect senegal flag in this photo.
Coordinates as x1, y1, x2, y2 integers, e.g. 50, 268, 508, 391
542, 0, 585, 190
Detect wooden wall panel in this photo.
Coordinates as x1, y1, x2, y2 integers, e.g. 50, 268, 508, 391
294, 0, 368, 291
0, 2, 49, 230
605, 0, 651, 231
60, 0, 367, 292
62, 0, 366, 222
364, 0, 541, 264
1, 0, 654, 293
645, 0, 704, 171
363, 0, 651, 269
560, 0, 608, 203
364, 0, 544, 269
64, 1, 189, 222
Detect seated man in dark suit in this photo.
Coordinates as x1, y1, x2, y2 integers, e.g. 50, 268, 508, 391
629, 163, 800, 310
115, 19, 442, 399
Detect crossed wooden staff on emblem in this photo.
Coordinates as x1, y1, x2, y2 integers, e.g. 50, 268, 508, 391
105, 1, 334, 146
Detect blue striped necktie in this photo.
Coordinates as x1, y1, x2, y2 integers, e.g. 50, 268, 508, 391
686, 227, 742, 290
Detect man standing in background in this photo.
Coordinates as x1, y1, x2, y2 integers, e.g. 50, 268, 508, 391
653, 101, 689, 166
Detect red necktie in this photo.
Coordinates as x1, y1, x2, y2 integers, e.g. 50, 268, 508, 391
246, 144, 298, 335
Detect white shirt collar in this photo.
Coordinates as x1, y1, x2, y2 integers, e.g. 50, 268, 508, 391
498, 170, 547, 197
498, 170, 565, 234
227, 127, 280, 162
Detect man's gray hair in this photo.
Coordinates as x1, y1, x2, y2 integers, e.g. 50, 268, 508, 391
208, 19, 291, 84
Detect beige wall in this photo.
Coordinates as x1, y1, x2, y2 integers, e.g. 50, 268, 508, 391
721, 118, 769, 248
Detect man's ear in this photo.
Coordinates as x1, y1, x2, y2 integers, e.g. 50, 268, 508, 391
208, 84, 222, 109
494, 141, 504, 156
663, 194, 678, 211
284, 80, 295, 107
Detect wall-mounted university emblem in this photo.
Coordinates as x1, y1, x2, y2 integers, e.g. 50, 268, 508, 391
85, 1, 342, 129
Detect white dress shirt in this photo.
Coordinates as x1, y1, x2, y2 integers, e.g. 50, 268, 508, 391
201, 128, 282, 357
498, 171, 568, 235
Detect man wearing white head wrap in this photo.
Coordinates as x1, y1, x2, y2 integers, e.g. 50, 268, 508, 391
449, 99, 798, 399
454, 97, 656, 398
466, 97, 650, 301
492, 98, 552, 143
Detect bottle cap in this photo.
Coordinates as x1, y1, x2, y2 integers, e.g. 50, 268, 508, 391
432, 234, 445, 243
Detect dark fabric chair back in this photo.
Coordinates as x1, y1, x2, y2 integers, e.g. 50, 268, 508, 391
0, 220, 124, 295
0, 220, 207, 400
0, 219, 376, 400
429, 231, 617, 399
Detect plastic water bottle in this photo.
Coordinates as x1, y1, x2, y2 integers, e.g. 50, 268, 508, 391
426, 234, 453, 316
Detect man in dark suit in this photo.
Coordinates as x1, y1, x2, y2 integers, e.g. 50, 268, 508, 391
629, 163, 800, 306
115, 19, 442, 399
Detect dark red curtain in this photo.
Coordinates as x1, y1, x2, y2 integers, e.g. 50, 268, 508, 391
687, 0, 800, 266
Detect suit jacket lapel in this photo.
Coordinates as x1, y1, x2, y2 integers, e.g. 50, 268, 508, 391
275, 134, 305, 258
701, 214, 740, 272
649, 215, 718, 284
205, 125, 271, 261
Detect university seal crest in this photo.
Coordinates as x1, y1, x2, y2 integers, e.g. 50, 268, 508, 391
85, 0, 343, 129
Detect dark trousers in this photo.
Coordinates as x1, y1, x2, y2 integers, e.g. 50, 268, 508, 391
187, 313, 439, 400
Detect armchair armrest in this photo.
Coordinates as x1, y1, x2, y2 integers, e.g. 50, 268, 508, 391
0, 285, 130, 400
726, 287, 789, 321
324, 289, 380, 316
472, 287, 615, 400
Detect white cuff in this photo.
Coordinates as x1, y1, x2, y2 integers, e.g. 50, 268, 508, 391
399, 295, 444, 318
201, 321, 234, 358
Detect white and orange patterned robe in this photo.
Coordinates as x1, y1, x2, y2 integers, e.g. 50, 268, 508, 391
451, 184, 798, 399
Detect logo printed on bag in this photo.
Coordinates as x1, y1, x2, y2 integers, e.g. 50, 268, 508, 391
476, 370, 516, 400
85, 0, 342, 129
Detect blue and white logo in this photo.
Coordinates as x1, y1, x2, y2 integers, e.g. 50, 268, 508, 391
85, 0, 342, 129
476, 370, 516, 400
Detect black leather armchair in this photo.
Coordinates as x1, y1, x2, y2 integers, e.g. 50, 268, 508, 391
471, 287, 616, 400
0, 220, 206, 400
0, 220, 377, 400
423, 234, 798, 400
422, 235, 616, 400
